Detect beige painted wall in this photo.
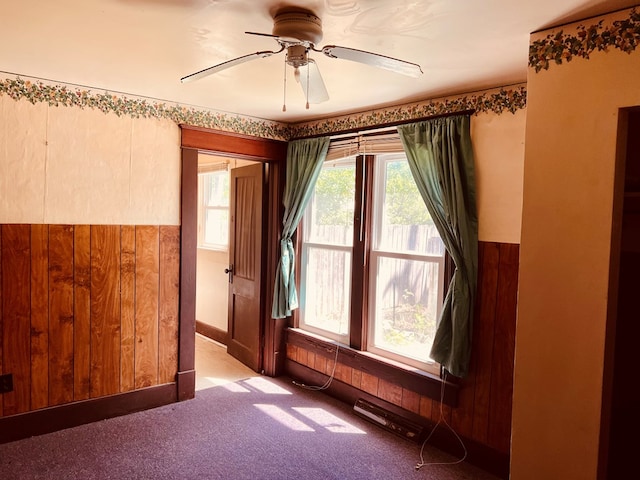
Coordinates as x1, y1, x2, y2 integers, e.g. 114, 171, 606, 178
512, 9, 640, 479
472, 109, 526, 244
0, 97, 180, 225
196, 247, 230, 331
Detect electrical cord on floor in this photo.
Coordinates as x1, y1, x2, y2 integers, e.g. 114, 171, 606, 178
292, 344, 340, 391
415, 369, 468, 471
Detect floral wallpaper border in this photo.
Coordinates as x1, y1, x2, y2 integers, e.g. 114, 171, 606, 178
0, 77, 290, 141
290, 85, 527, 139
529, 7, 640, 73
1, 76, 527, 141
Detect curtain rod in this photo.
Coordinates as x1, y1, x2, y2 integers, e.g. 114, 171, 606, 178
292, 108, 475, 140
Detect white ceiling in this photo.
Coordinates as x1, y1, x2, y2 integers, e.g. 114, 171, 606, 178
1, 0, 637, 123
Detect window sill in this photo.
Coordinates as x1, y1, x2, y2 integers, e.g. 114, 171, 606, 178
286, 328, 458, 407
197, 245, 228, 253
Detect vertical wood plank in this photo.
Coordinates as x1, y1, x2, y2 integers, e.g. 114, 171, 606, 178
378, 379, 403, 405
360, 372, 379, 396
314, 353, 327, 375
487, 243, 519, 454
451, 379, 476, 438
430, 397, 452, 424
419, 396, 433, 420
90, 225, 121, 397
30, 225, 49, 410
134, 226, 159, 389
2, 225, 31, 415
351, 368, 362, 390
73, 225, 91, 400
471, 242, 500, 443
451, 242, 486, 437
158, 225, 180, 384
401, 388, 421, 415
334, 362, 352, 384
120, 226, 136, 391
48, 225, 75, 406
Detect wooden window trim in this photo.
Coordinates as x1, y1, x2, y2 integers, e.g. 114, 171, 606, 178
349, 154, 374, 349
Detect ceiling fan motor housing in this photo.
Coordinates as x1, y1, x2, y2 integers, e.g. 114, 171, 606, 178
272, 10, 323, 45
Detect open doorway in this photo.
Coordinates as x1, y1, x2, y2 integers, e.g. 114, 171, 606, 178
194, 152, 262, 390
178, 128, 288, 402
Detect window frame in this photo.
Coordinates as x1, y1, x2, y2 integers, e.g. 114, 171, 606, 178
296, 152, 448, 376
299, 156, 356, 344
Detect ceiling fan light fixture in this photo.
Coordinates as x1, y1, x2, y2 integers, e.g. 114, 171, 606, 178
286, 44, 309, 68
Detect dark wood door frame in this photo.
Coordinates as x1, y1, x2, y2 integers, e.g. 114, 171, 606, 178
177, 126, 288, 401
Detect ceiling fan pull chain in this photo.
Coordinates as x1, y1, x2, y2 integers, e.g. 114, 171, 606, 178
305, 52, 310, 110
282, 54, 287, 112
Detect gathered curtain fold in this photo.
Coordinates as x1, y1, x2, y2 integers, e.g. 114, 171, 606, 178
271, 137, 330, 319
397, 115, 478, 378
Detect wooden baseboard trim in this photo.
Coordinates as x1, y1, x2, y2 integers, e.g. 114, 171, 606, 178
177, 369, 196, 401
285, 360, 509, 479
196, 321, 228, 345
0, 383, 177, 445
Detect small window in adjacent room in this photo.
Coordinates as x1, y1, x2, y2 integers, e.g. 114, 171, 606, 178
198, 169, 230, 251
298, 151, 445, 374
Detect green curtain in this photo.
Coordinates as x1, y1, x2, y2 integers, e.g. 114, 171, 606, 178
272, 137, 330, 319
397, 115, 478, 378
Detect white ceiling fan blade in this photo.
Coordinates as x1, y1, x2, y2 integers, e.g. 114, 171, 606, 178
181, 48, 283, 83
320, 45, 423, 78
296, 59, 329, 104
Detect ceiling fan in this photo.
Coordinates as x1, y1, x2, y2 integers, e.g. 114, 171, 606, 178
180, 8, 423, 110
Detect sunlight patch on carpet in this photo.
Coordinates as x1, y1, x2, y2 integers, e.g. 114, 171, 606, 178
293, 407, 367, 434
243, 377, 293, 395
254, 404, 316, 432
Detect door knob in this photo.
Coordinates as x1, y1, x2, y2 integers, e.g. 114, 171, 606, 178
224, 264, 234, 283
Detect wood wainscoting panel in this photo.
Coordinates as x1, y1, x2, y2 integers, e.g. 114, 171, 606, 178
468, 242, 500, 444
73, 225, 92, 401
0, 223, 180, 420
90, 225, 122, 397
158, 226, 180, 385
134, 226, 160, 389
48, 225, 75, 407
487, 242, 519, 453
1, 225, 31, 416
30, 225, 49, 410
120, 225, 136, 392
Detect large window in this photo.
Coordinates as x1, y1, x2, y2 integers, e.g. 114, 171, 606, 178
299, 153, 445, 373
198, 170, 230, 250
300, 158, 355, 343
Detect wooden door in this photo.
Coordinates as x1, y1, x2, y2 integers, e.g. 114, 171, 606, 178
227, 163, 264, 371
